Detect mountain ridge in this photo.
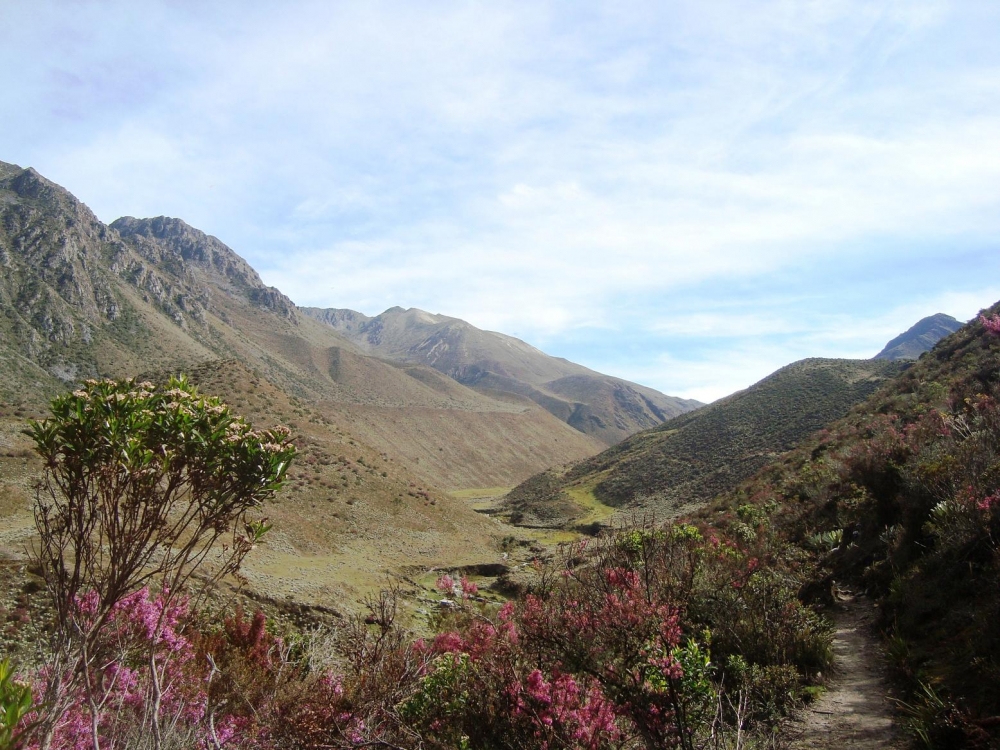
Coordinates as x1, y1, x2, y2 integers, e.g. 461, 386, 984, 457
303, 305, 701, 444
874, 312, 963, 360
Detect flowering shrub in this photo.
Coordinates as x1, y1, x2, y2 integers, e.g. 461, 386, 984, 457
521, 567, 691, 748
979, 313, 1000, 335
401, 600, 621, 750
23, 377, 295, 750
27, 588, 209, 750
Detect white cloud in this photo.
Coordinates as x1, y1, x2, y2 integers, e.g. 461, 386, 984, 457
5, 0, 1000, 398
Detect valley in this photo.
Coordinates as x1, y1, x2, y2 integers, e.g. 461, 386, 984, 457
0, 160, 971, 609
2, 159, 996, 748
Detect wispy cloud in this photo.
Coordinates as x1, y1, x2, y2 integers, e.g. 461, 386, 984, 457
3, 0, 999, 400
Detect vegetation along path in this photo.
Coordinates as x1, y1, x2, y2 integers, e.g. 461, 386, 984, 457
787, 588, 908, 749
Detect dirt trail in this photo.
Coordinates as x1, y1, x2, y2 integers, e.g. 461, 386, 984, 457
787, 589, 909, 749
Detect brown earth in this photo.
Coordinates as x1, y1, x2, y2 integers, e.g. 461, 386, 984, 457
787, 589, 909, 749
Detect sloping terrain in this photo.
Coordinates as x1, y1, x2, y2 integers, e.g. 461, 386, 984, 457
303, 305, 701, 444
0, 160, 613, 607
697, 307, 1000, 746
0, 160, 604, 493
875, 312, 963, 360
503, 357, 906, 528
0, 363, 502, 606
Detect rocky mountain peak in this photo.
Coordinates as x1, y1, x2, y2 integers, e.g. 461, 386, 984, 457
111, 216, 297, 321
874, 313, 963, 360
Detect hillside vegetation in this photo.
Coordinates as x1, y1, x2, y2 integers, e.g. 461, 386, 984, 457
504, 357, 905, 528
4, 378, 835, 749
696, 307, 1000, 747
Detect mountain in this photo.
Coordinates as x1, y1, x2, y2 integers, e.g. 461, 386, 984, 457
0, 160, 609, 487
874, 312, 963, 360
303, 305, 701, 444
698, 306, 1000, 742
0, 160, 622, 602
0, 161, 299, 403
502, 357, 907, 529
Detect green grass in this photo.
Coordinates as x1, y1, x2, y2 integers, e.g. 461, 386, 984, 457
527, 529, 581, 545
447, 487, 512, 500
564, 483, 616, 526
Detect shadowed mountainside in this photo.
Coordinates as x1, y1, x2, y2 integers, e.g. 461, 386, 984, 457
303, 305, 701, 444
874, 312, 963, 360
502, 357, 907, 528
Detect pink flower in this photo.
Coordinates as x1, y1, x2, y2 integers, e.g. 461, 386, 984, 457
977, 492, 1000, 512
980, 313, 1000, 335
460, 576, 478, 597
432, 631, 465, 654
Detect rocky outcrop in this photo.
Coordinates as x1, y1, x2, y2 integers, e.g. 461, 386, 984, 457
112, 216, 297, 321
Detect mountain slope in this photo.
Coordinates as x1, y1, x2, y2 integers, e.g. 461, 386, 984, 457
0, 160, 606, 492
503, 357, 906, 528
0, 160, 616, 605
699, 305, 1000, 744
303, 305, 701, 444
874, 312, 963, 360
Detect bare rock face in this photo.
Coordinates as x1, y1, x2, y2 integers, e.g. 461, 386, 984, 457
0, 162, 298, 399
111, 216, 298, 321
0, 163, 124, 381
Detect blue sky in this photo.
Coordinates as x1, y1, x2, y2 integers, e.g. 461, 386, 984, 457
4, 1, 1000, 402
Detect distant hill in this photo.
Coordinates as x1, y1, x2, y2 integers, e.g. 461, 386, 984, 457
874, 312, 963, 360
302, 306, 701, 445
502, 357, 907, 528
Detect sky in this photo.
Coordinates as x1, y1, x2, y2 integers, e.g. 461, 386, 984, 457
3, 1, 1000, 402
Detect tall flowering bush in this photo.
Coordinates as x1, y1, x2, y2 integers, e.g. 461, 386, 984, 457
400, 600, 621, 750
520, 566, 692, 749
23, 376, 295, 750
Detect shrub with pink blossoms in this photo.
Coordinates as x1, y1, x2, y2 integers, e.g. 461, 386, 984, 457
28, 588, 212, 750
401, 602, 621, 750
980, 313, 1000, 335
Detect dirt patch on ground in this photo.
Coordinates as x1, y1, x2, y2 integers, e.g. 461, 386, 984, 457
787, 589, 909, 749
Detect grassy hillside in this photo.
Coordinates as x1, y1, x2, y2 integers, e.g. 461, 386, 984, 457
694, 307, 1000, 747
503, 357, 905, 529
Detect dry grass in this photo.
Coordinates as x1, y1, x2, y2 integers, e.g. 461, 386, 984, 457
0, 365, 547, 617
